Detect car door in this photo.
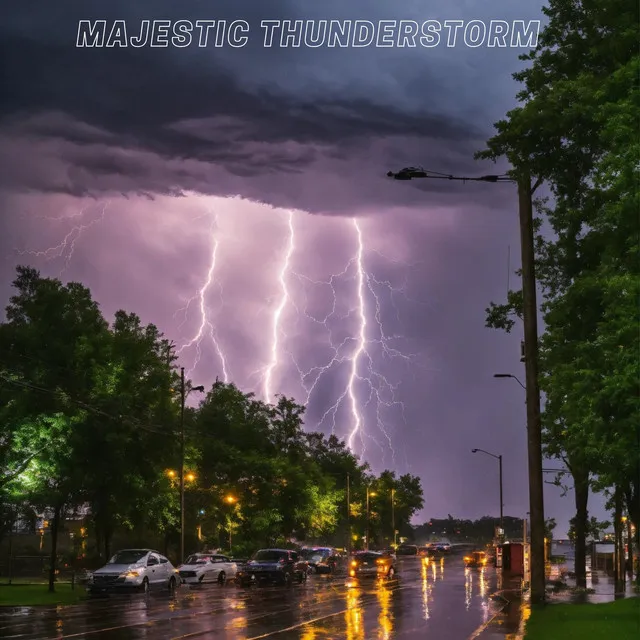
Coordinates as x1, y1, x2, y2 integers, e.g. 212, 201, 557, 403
206, 556, 222, 581
147, 554, 161, 585
211, 555, 227, 579
159, 555, 172, 583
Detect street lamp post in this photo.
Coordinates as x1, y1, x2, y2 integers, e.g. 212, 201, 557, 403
225, 495, 237, 553
366, 488, 377, 551
389, 167, 546, 603
391, 488, 396, 548
471, 449, 503, 536
179, 367, 205, 565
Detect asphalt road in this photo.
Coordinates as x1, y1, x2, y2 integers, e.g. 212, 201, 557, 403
0, 556, 524, 639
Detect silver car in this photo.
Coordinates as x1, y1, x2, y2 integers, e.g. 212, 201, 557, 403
177, 553, 238, 585
89, 549, 179, 593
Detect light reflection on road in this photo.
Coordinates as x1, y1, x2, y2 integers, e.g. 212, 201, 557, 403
376, 581, 393, 639
345, 584, 364, 640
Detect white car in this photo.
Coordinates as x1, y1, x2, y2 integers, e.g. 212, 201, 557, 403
177, 553, 238, 585
89, 549, 179, 593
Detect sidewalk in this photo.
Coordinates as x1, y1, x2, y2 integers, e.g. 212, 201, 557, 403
469, 575, 529, 639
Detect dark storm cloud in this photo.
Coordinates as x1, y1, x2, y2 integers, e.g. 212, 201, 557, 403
0, 0, 537, 211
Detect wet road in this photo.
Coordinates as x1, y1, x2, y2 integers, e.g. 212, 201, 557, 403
0, 556, 518, 639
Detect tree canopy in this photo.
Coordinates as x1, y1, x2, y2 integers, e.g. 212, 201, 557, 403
0, 267, 424, 587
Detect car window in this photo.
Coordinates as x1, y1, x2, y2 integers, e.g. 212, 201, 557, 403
212, 556, 227, 563
108, 550, 148, 564
159, 556, 168, 564
147, 554, 159, 566
252, 550, 287, 562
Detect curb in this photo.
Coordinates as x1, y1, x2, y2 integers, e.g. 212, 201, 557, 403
468, 583, 525, 639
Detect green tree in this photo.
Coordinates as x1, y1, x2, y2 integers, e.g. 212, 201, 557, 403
477, 0, 639, 587
0, 266, 110, 590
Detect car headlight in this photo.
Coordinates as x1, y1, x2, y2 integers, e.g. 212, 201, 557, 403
122, 571, 141, 578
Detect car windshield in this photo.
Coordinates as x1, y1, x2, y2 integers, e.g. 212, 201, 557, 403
108, 550, 147, 565
253, 550, 287, 562
356, 554, 379, 562
303, 549, 329, 559
185, 555, 209, 565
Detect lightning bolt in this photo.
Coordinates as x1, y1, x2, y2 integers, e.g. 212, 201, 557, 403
16, 202, 109, 277
175, 213, 230, 383
262, 210, 296, 403
347, 219, 367, 450
284, 217, 420, 466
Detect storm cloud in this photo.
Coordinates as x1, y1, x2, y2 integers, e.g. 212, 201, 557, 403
1, 0, 606, 533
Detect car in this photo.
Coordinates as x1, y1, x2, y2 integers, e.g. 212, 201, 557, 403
464, 551, 488, 568
236, 549, 308, 587
89, 549, 178, 593
301, 547, 344, 574
396, 544, 418, 556
348, 551, 396, 579
177, 553, 238, 585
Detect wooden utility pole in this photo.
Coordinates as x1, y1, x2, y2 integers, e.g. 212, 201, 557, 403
346, 473, 351, 555
180, 367, 186, 565
518, 172, 545, 605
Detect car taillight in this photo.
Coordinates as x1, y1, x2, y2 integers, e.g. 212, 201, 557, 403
351, 560, 357, 567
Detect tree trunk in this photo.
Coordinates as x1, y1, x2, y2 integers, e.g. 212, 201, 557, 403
104, 524, 112, 560
627, 481, 640, 584
614, 489, 623, 590
573, 474, 589, 588
48, 505, 62, 593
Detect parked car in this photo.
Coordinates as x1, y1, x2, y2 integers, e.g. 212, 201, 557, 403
301, 547, 344, 574
396, 544, 418, 556
348, 551, 396, 579
89, 549, 178, 593
177, 553, 238, 585
236, 549, 308, 586
464, 551, 488, 568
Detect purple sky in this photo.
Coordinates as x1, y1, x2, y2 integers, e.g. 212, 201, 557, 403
0, 0, 609, 535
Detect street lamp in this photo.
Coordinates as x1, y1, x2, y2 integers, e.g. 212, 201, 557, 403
389, 166, 546, 603
179, 367, 205, 564
366, 488, 377, 550
224, 495, 237, 553
471, 449, 503, 536
494, 373, 526, 391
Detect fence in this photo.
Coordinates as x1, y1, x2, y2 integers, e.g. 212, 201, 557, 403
0, 555, 87, 588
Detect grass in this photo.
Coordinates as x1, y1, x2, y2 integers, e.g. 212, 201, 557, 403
524, 597, 640, 639
0, 583, 85, 607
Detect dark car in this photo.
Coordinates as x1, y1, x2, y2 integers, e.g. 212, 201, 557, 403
348, 551, 396, 580
236, 549, 308, 587
302, 547, 344, 574
464, 551, 488, 568
396, 544, 418, 556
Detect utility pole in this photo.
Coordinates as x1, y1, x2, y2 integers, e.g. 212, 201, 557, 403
180, 367, 186, 565
498, 454, 504, 535
518, 172, 545, 604
388, 166, 546, 603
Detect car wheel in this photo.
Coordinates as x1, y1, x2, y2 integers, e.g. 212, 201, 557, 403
387, 567, 395, 579
218, 571, 226, 585
168, 576, 177, 592
283, 572, 292, 586
140, 577, 150, 593
198, 574, 204, 584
